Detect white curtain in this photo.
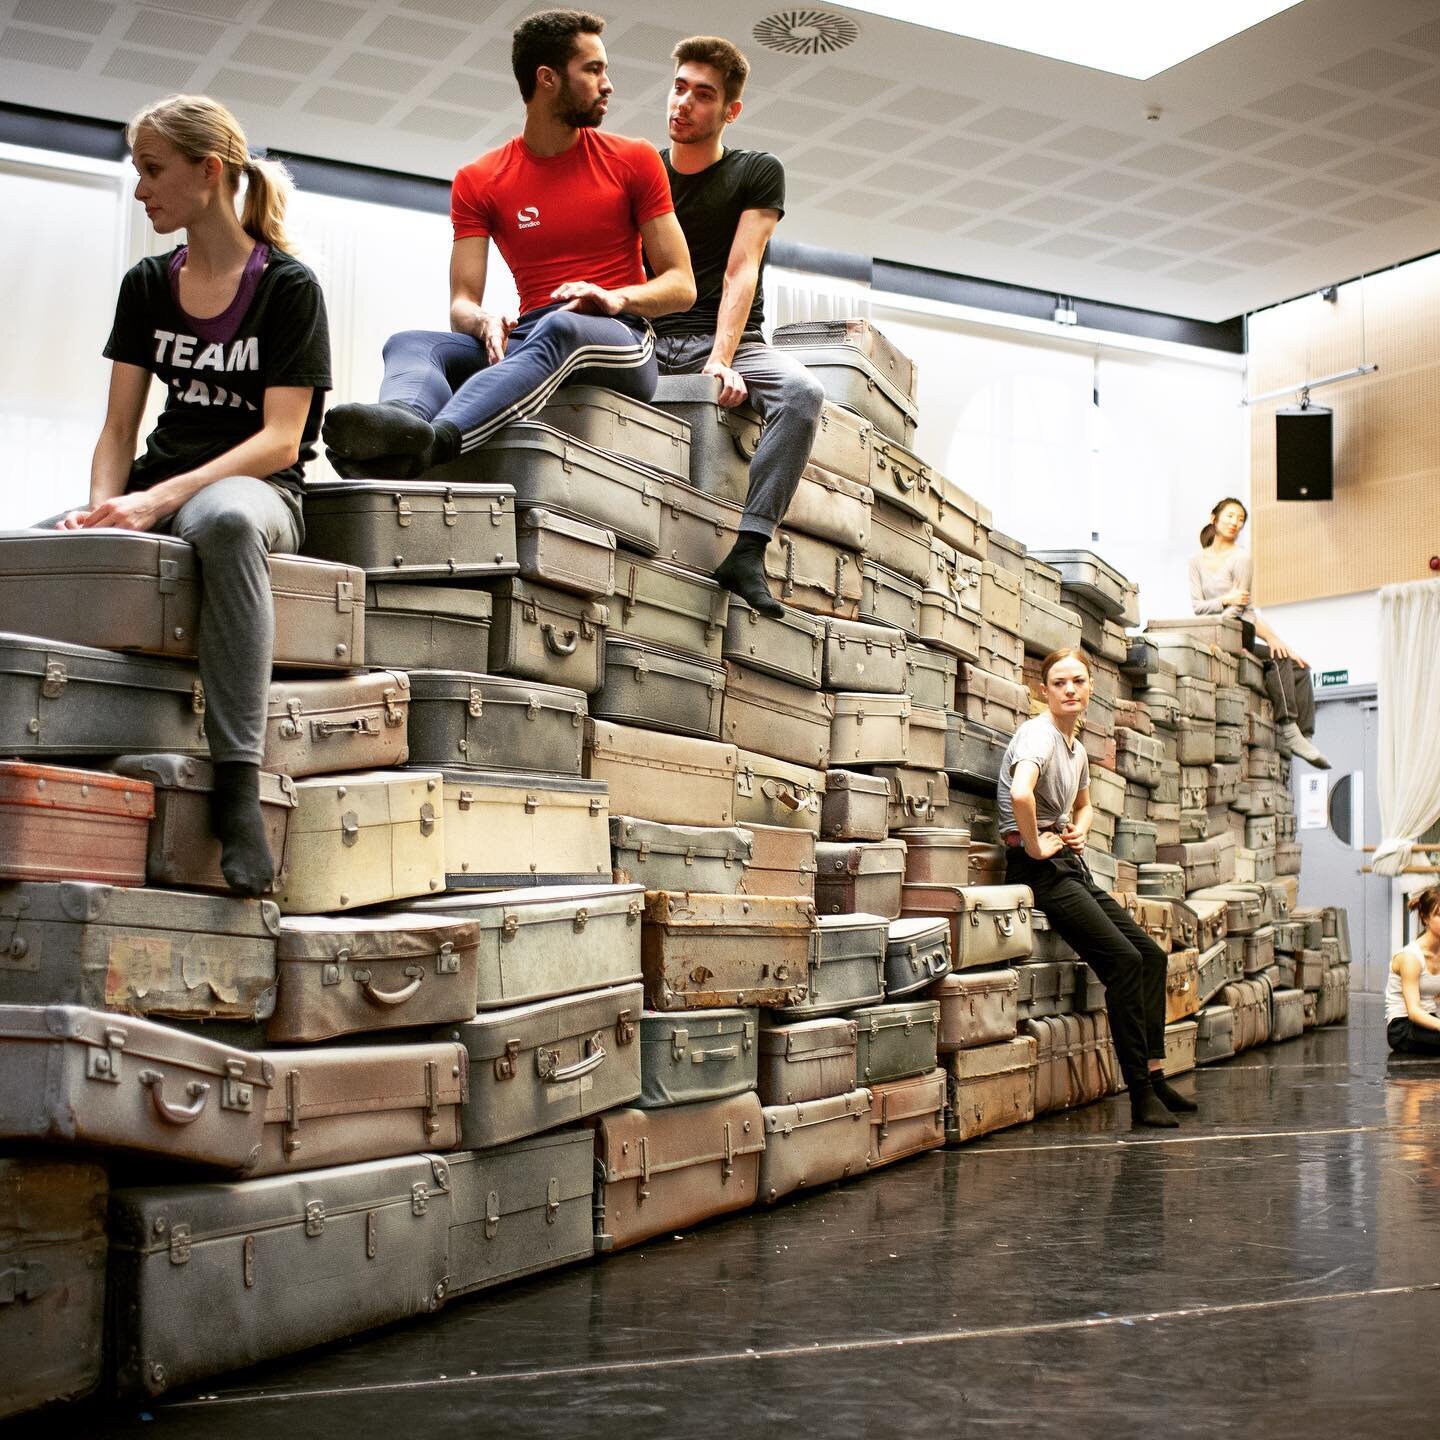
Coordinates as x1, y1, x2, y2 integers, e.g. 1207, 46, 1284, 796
1372, 578, 1440, 881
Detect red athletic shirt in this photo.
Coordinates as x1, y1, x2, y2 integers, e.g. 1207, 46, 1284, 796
451, 129, 673, 316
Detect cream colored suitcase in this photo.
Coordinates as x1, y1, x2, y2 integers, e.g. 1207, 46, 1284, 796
721, 661, 834, 769
900, 882, 1034, 969
583, 719, 738, 826
782, 463, 873, 552
943, 1035, 1036, 1144
829, 692, 911, 766
734, 749, 825, 834
765, 526, 862, 620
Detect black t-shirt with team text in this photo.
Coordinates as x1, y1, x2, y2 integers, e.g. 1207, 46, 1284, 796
103, 248, 331, 498
651, 148, 785, 340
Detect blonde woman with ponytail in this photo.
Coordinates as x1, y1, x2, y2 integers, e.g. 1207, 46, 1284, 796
52, 95, 331, 896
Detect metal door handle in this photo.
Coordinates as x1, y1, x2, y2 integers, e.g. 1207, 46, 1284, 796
537, 1035, 607, 1083
360, 966, 424, 1006
542, 624, 579, 656
140, 1070, 210, 1125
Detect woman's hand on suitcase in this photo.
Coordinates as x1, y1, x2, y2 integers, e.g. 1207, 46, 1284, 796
76, 489, 169, 532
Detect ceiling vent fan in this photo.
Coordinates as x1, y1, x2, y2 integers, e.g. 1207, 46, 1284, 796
752, 9, 860, 55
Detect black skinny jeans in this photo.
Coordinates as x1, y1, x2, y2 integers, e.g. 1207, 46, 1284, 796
1008, 848, 1168, 1089
1386, 1016, 1440, 1055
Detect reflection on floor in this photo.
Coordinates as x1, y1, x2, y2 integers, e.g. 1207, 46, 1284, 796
32, 996, 1440, 1440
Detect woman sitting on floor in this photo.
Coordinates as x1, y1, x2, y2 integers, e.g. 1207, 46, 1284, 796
1387, 886, 1440, 1056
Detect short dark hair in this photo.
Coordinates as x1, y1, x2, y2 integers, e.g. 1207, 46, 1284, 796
672, 35, 750, 104
512, 9, 605, 102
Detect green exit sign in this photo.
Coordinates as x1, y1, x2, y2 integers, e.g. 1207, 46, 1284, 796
1319, 669, 1349, 687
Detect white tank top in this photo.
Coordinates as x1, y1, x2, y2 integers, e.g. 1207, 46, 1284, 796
1384, 943, 1440, 1023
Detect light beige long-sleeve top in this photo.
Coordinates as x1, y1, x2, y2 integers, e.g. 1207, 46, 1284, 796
1188, 547, 1256, 622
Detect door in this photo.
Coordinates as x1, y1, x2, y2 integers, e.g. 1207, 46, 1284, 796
1296, 685, 1389, 993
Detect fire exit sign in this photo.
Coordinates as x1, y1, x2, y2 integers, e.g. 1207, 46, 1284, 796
1319, 669, 1349, 687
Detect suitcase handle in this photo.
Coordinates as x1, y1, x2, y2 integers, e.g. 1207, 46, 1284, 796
360, 966, 424, 1006
139, 1069, 210, 1125
542, 624, 579, 656
537, 1033, 607, 1084
761, 779, 803, 811
313, 714, 380, 739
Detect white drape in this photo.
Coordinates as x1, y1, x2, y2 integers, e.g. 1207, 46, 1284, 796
1372, 577, 1440, 880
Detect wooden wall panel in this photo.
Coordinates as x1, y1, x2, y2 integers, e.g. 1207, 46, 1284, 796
1248, 256, 1440, 606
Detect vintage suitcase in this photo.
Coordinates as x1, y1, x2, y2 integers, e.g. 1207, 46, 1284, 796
250, 1040, 465, 1177
924, 473, 988, 562
775, 318, 918, 401
1031, 549, 1136, 623
830, 690, 910, 766
650, 372, 762, 500
1213, 725, 1245, 765
1030, 908, 1079, 962
918, 583, 981, 661
823, 616, 908, 693
444, 1129, 594, 1299
263, 670, 409, 779
1114, 699, 1154, 737
885, 916, 951, 998
0, 1156, 107, 1419
1162, 1019, 1198, 1077
0, 632, 207, 759
1191, 884, 1264, 935
1195, 937, 1241, 1006
852, 999, 941, 1084
866, 498, 932, 584
612, 552, 728, 663
1164, 947, 1201, 1024
895, 826, 972, 887
967, 839, 1007, 886
948, 793, 997, 845
722, 661, 834, 767
860, 558, 922, 634
109, 754, 293, 894
779, 912, 888, 1018
641, 891, 812, 1010
956, 662, 1029, 733
944, 714, 1007, 792
1222, 978, 1271, 1051
1089, 766, 1127, 819
0, 1003, 269, 1167
723, 600, 824, 689
1175, 675, 1217, 722
932, 969, 1019, 1052
901, 883, 1033, 969
585, 719, 737, 827
487, 578, 607, 694
1236, 845, 1276, 884
1275, 840, 1302, 876
980, 561, 1023, 634
808, 398, 872, 486
1215, 683, 1248, 729
108, 1152, 451, 1398
1270, 985, 1305, 1042
869, 1067, 946, 1165
784, 463, 874, 552
1147, 615, 1244, 654
1301, 987, 1320, 1028
0, 533, 364, 669
656, 476, 741, 574
408, 883, 642, 1011
758, 1016, 857, 1105
814, 839, 907, 919
1114, 818, 1158, 865
862, 430, 931, 521
759, 1087, 872, 1204
541, 384, 689, 481
302, 478, 517, 579
1018, 590, 1081, 658
274, 770, 444, 915
360, 581, 491, 673
637, 1007, 757, 1108
591, 637, 725, 740
820, 768, 889, 841
778, 342, 918, 440
1022, 1015, 1070, 1114
1293, 945, 1325, 991
407, 671, 585, 777
268, 912, 479, 1042
1114, 728, 1163, 789
457, 423, 663, 553
593, 1091, 764, 1251
0, 879, 278, 1022
765, 525, 862, 620
1206, 761, 1242, 807
980, 622, 1025, 686
440, 982, 642, 1149
873, 765, 950, 829
610, 816, 751, 894
515, 505, 615, 597
734, 751, 825, 837
1174, 716, 1217, 767
736, 822, 816, 900
1194, 1003, 1236, 1064
0, 761, 152, 887
943, 1036, 1036, 1144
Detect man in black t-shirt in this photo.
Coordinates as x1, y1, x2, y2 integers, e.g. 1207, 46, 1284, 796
652, 35, 824, 619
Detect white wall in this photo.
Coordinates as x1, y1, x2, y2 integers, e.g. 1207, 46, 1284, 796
1265, 590, 1381, 686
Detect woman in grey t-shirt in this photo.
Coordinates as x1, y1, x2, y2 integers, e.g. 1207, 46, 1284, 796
1190, 496, 1330, 769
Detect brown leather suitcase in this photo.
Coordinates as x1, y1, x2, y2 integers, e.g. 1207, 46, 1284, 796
783, 462, 874, 552
737, 822, 816, 900
867, 1067, 946, 1167
943, 1036, 1036, 1144
758, 1015, 858, 1104
932, 969, 1020, 1051
814, 838, 907, 918
593, 1091, 765, 1251
0, 761, 153, 885
263, 670, 409, 778
1022, 1015, 1071, 1115
820, 768, 890, 841
1165, 947, 1202, 1023
584, 719, 738, 826
759, 1087, 872, 1205
895, 826, 972, 887
734, 749, 825, 834
721, 661, 834, 768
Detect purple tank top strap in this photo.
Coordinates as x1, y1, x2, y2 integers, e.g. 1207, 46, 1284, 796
167, 241, 270, 345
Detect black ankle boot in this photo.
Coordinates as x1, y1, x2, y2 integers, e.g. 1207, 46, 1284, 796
210, 762, 275, 897
1150, 1074, 1199, 1113
1130, 1082, 1180, 1129
714, 533, 783, 618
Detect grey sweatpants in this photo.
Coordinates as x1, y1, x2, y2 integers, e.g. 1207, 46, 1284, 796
655, 335, 824, 538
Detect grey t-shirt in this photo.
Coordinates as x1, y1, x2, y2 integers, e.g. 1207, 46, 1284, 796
997, 714, 1090, 837
1188, 547, 1255, 622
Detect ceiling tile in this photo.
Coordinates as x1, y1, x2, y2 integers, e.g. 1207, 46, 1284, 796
1395, 124, 1440, 158
211, 66, 300, 108
605, 59, 667, 103
145, 0, 250, 17
1010, 194, 1101, 227
1392, 73, 1440, 111
1206, 200, 1294, 230
256, 0, 362, 42
1326, 150, 1430, 186
13, 0, 113, 33
1268, 216, 1362, 246
1031, 232, 1115, 260
1397, 18, 1440, 57
781, 175, 825, 206
0, 24, 91, 67
794, 66, 894, 104
1182, 115, 1284, 149
332, 52, 430, 94
962, 106, 1065, 143
122, 9, 225, 53
1319, 47, 1431, 91
1134, 186, 1223, 217
1064, 169, 1155, 202
1395, 169, 1440, 201
1194, 159, 1288, 194
393, 104, 489, 141
785, 146, 875, 182
1331, 192, 1424, 224
615, 21, 692, 68
232, 31, 328, 74
1165, 259, 1246, 285
822, 188, 899, 218
1043, 125, 1139, 161
101, 47, 199, 88
882, 87, 978, 124
1078, 210, 1167, 241
1120, 143, 1216, 177
1147, 224, 1235, 255
911, 134, 1006, 169
886, 203, 979, 232
302, 85, 395, 123
1265, 176, 1360, 208
430, 72, 498, 109
752, 99, 842, 134
940, 177, 1029, 210
362, 13, 469, 62
1247, 81, 1352, 123
828, 117, 928, 154
863, 161, 961, 196
963, 218, 1050, 246
1098, 246, 1175, 272
1254, 133, 1355, 167
1215, 237, 1303, 266
989, 153, 1074, 186
398, 0, 508, 20
1323, 101, 1430, 141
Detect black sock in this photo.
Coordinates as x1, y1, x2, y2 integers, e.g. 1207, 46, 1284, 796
1150, 1074, 1199, 1113
1129, 1081, 1180, 1129
714, 532, 783, 618
321, 400, 434, 463
428, 419, 462, 468
210, 762, 274, 898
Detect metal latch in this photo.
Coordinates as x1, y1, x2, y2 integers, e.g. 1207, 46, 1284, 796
615, 1009, 636, 1045
670, 1027, 689, 1062
573, 907, 589, 933
393, 494, 413, 526
0, 1261, 50, 1304
524, 793, 539, 814
489, 499, 504, 526
637, 1135, 650, 1203
366, 1211, 378, 1259
305, 1201, 325, 1236
484, 1189, 500, 1241
279, 697, 304, 739
457, 789, 474, 811
168, 1224, 191, 1265
242, 1234, 256, 1288
410, 1183, 430, 1217
221, 1058, 254, 1113
191, 680, 206, 715
545, 1176, 560, 1225
589, 797, 604, 815
494, 1038, 521, 1080
423, 1058, 440, 1135
87, 1026, 125, 1084
436, 941, 458, 975
501, 913, 519, 940
442, 489, 458, 527
419, 801, 436, 836
467, 687, 483, 719
722, 1120, 734, 1180
383, 688, 404, 726
40, 661, 66, 699
157, 557, 180, 596
742, 1020, 755, 1053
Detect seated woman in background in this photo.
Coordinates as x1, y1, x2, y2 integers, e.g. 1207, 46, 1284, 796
1189, 496, 1330, 769
998, 647, 1191, 1129
53, 94, 331, 896
1387, 886, 1440, 1056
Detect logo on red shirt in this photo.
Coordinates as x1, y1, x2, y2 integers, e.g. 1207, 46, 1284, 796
516, 205, 540, 229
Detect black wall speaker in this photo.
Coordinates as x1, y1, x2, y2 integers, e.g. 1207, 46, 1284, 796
1275, 404, 1333, 501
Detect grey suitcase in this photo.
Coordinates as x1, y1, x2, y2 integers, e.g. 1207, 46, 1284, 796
722, 661, 834, 768
650, 372, 762, 501
945, 713, 1007, 792
108, 1153, 451, 1397
0, 879, 279, 1023
440, 982, 643, 1148
515, 505, 615, 597
593, 637, 726, 739
809, 397, 872, 486
1194, 1002, 1236, 1064
765, 524, 863, 620
778, 342, 918, 440
301, 478, 518, 579
777, 912, 887, 1019
757, 1015, 858, 1105
723, 600, 824, 688
612, 552, 729, 663
362, 582, 492, 673
1019, 590, 1081, 657
867, 497, 933, 584
814, 838, 907, 919
0, 632, 207, 759
263, 669, 409, 778
657, 476, 742, 575
734, 751, 825, 835
829, 690, 911, 766
585, 719, 739, 827
1270, 984, 1305, 1042
956, 662, 1030, 733
932, 969, 1020, 1052
860, 558, 922, 635
919, 564, 982, 661
885, 915, 952, 997
610, 816, 751, 893
407, 670, 586, 776
1195, 938, 1241, 1007
980, 561, 1023, 635
0, 1003, 270, 1169
1114, 818, 1158, 865
1030, 549, 1137, 624
820, 768, 889, 841
775, 318, 919, 401
865, 431, 932, 521
823, 616, 908, 693
540, 383, 690, 481
852, 999, 941, 1084
637, 1007, 758, 1108
453, 422, 663, 553
737, 821, 816, 900
758, 1087, 872, 1204
0, 1156, 107, 1419
487, 578, 608, 693
906, 641, 958, 710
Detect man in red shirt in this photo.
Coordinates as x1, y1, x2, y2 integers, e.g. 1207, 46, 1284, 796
322, 9, 694, 479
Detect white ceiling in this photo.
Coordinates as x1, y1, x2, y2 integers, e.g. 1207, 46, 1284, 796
6, 0, 1440, 321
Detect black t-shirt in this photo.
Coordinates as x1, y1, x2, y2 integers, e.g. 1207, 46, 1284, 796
103, 248, 331, 497
652, 148, 785, 340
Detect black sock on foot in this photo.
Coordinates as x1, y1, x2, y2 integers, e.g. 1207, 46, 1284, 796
1130, 1083, 1181, 1129
1150, 1074, 1199, 1113
322, 400, 434, 464
210, 761, 274, 897
714, 532, 783, 618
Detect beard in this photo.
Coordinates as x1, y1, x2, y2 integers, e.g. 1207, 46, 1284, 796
669, 112, 722, 145
559, 77, 606, 129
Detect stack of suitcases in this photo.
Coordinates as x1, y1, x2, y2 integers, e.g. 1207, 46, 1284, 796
0, 316, 1351, 1418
